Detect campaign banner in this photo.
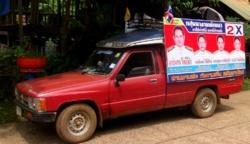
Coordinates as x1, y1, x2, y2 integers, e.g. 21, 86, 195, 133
164, 18, 245, 83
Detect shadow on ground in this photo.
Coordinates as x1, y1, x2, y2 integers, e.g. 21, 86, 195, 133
15, 104, 234, 144
16, 122, 65, 144
95, 104, 234, 136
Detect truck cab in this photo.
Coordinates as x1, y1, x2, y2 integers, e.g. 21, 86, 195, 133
15, 26, 244, 143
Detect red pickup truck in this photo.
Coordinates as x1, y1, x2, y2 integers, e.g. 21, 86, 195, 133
15, 18, 245, 143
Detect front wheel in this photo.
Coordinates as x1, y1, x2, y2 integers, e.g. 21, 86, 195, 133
56, 104, 97, 143
191, 88, 217, 118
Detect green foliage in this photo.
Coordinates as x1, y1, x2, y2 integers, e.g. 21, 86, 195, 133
0, 100, 16, 124
45, 54, 79, 75
174, 0, 193, 9
0, 49, 17, 75
14, 36, 44, 57
226, 16, 240, 22
170, 0, 193, 17
168, 0, 220, 17
14, 45, 42, 57
244, 24, 250, 40
208, 0, 220, 7
68, 19, 85, 30
0, 49, 14, 62
39, 0, 58, 13
14, 45, 26, 57
242, 79, 250, 91
95, 3, 113, 29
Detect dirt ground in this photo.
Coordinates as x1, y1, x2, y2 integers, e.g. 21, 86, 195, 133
0, 91, 250, 144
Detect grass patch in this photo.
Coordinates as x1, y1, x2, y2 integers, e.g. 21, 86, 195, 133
0, 100, 16, 124
242, 79, 250, 91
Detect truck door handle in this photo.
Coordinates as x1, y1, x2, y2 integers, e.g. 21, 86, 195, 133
149, 78, 158, 83
228, 78, 236, 82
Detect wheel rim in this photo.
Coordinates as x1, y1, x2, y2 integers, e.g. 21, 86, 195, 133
67, 112, 90, 136
200, 95, 213, 112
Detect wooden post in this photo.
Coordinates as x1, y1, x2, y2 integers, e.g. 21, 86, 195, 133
60, 0, 71, 54
18, 0, 24, 45
113, 0, 117, 26
8, 0, 14, 25
75, 0, 79, 19
31, 0, 39, 25
57, 0, 61, 25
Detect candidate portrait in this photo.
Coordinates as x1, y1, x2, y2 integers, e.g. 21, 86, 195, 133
213, 35, 229, 62
230, 37, 245, 62
194, 35, 212, 63
167, 26, 194, 66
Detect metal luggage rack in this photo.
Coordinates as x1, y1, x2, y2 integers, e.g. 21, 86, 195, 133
126, 18, 163, 31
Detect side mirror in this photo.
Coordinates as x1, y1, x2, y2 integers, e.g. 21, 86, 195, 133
115, 74, 125, 87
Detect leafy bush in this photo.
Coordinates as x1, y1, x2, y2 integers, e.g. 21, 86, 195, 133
0, 100, 16, 124
14, 44, 44, 57
0, 49, 17, 75
45, 53, 79, 75
242, 79, 250, 91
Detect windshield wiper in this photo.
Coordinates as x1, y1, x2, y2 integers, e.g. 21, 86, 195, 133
79, 65, 108, 75
79, 65, 89, 74
87, 71, 107, 75
81, 70, 87, 74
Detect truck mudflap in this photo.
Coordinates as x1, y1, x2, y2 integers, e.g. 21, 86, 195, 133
15, 101, 56, 123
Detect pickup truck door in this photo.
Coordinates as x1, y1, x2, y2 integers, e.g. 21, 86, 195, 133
109, 50, 166, 117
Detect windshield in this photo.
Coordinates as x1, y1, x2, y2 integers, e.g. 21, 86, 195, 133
81, 49, 124, 75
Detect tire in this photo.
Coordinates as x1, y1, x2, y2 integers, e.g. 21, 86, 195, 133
56, 104, 97, 143
191, 88, 217, 118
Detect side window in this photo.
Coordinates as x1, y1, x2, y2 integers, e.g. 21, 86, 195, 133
119, 52, 155, 78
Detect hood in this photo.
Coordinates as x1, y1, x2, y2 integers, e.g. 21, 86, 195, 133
17, 70, 108, 96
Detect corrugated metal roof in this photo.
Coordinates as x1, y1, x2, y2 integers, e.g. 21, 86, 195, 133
220, 0, 250, 21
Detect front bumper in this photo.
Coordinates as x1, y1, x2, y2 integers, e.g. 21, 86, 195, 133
15, 101, 57, 123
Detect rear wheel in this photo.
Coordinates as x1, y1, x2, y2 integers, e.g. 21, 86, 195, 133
192, 88, 217, 118
56, 104, 97, 143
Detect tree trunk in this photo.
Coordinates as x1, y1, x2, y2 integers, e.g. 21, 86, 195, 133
75, 0, 80, 19
60, 0, 71, 54
18, 0, 24, 45
31, 0, 39, 25
57, 0, 61, 25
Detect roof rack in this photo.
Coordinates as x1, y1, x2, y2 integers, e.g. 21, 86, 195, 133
125, 14, 163, 33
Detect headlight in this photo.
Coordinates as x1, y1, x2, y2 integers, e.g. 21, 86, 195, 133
28, 97, 47, 112
15, 88, 47, 112
15, 88, 20, 100
15, 88, 18, 96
